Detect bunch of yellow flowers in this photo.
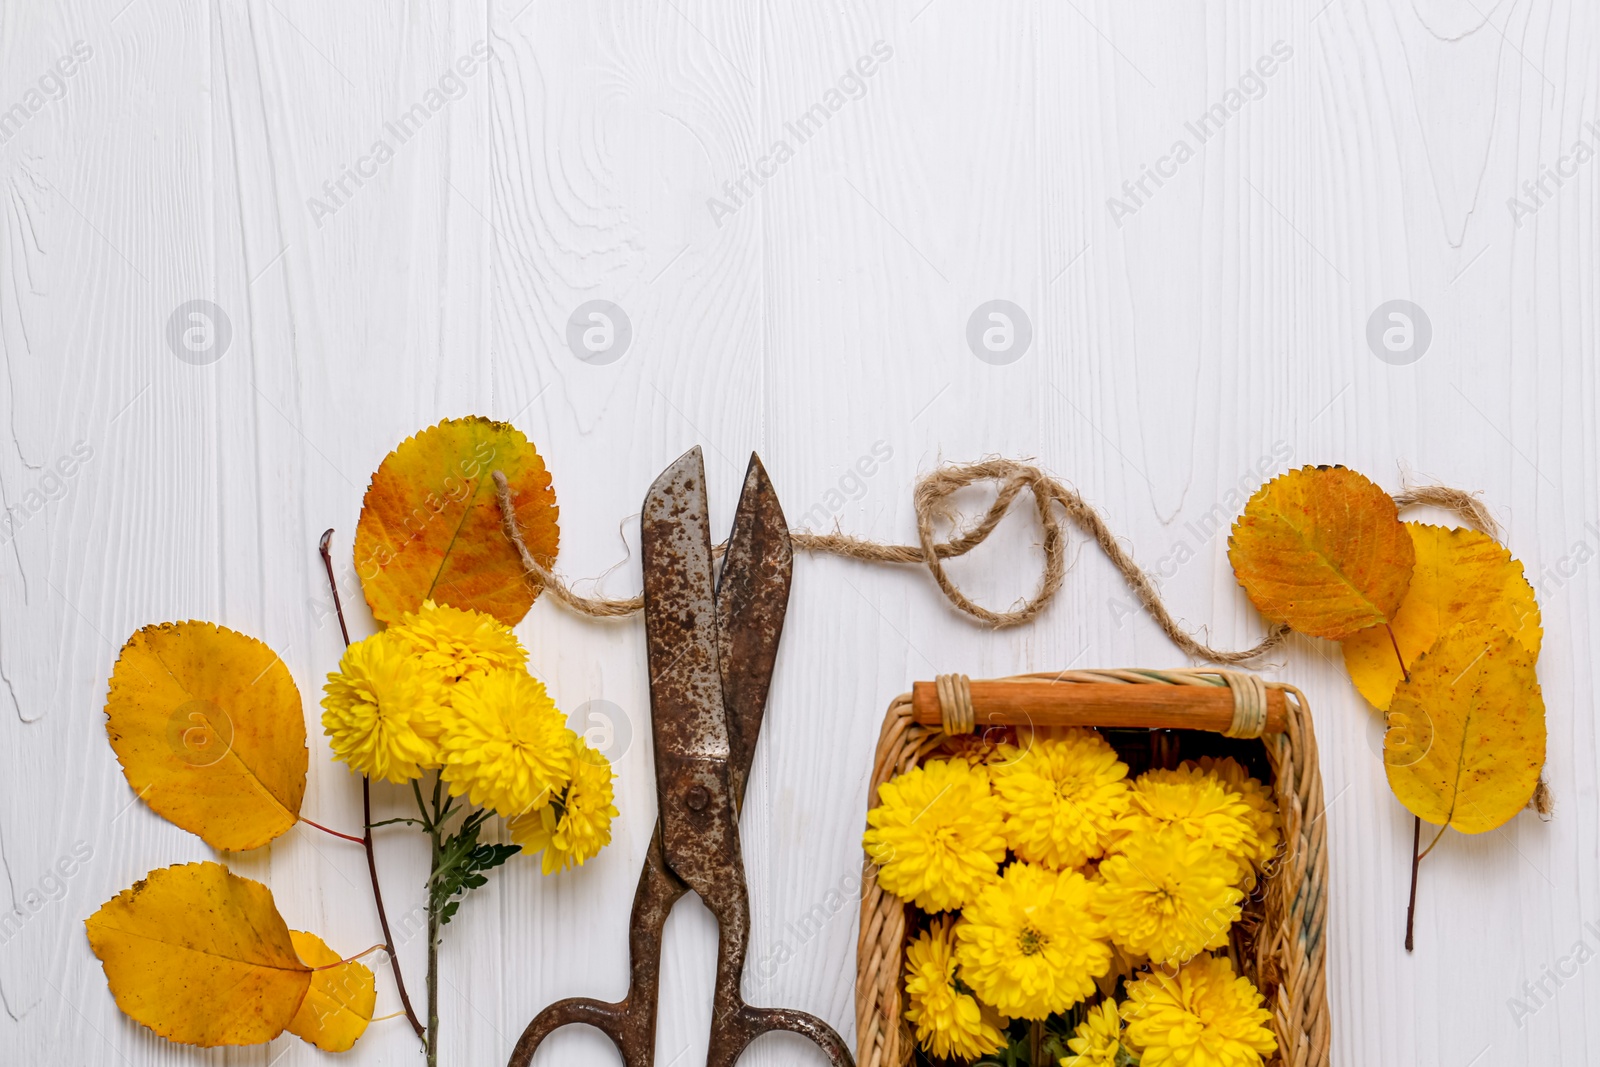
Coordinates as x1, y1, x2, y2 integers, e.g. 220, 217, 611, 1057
320, 599, 617, 872
862, 728, 1281, 1067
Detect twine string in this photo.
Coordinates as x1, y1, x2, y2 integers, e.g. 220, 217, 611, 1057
492, 463, 1493, 668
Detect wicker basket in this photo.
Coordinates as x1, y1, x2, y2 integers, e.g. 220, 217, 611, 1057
854, 669, 1331, 1067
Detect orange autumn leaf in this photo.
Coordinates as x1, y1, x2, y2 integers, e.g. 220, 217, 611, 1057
1383, 623, 1546, 833
1227, 465, 1415, 640
354, 416, 559, 626
84, 862, 311, 1047
287, 931, 375, 1052
105, 622, 307, 851
1343, 523, 1542, 709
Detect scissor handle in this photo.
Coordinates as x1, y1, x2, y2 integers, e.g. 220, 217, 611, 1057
507, 995, 649, 1067
508, 983, 855, 1067
506, 831, 688, 1067
693, 837, 857, 1067
708, 1004, 855, 1067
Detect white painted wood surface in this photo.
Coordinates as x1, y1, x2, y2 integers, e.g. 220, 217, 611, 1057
1, 1, 1595, 1063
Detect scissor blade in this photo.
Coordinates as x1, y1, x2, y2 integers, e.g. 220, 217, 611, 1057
716, 453, 792, 808
641, 446, 729, 763
640, 447, 742, 895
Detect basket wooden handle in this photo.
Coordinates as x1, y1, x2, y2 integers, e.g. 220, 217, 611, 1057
910, 679, 1289, 734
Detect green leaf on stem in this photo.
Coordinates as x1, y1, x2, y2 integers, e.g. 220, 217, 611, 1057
429, 812, 521, 926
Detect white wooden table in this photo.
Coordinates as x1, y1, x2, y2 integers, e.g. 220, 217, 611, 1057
1, 2, 1593, 1064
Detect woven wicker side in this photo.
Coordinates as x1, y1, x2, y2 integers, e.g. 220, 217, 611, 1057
856, 695, 939, 1067
853, 678, 1331, 1067
1259, 688, 1331, 1067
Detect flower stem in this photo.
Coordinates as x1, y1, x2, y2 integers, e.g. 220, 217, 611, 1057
421, 774, 447, 1067
319, 529, 425, 1041
427, 841, 442, 1067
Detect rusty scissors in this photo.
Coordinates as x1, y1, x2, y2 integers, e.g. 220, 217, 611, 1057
507, 447, 854, 1067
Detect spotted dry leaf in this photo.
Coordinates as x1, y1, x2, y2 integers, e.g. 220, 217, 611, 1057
1228, 465, 1415, 640
354, 416, 559, 626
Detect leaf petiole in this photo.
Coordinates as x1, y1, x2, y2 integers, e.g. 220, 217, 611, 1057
1416, 821, 1449, 862
1405, 815, 1422, 952
1384, 622, 1411, 684
299, 816, 365, 845
314, 943, 388, 970
1386, 621, 1429, 954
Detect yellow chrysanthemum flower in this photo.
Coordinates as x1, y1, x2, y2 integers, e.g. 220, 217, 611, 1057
436, 668, 575, 818
954, 862, 1111, 1019
903, 916, 1008, 1061
1181, 757, 1282, 884
1094, 940, 1148, 1000
1116, 767, 1258, 878
939, 731, 1012, 768
991, 728, 1130, 870
1122, 954, 1277, 1067
508, 739, 618, 874
1060, 999, 1127, 1067
863, 759, 1007, 912
389, 599, 527, 685
1094, 826, 1243, 967
321, 631, 445, 783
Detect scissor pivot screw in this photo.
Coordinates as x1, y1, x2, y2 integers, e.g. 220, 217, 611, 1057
685, 785, 710, 812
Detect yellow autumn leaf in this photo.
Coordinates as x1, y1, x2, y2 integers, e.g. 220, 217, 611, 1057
287, 931, 375, 1052
354, 416, 560, 626
1384, 623, 1546, 833
1227, 465, 1416, 640
1343, 523, 1542, 709
84, 862, 311, 1046
105, 621, 308, 851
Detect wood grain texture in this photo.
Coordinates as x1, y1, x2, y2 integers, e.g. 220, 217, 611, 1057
0, 1, 1595, 1064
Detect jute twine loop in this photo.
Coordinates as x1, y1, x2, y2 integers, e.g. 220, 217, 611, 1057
494, 463, 1283, 663
492, 472, 644, 618
494, 464, 1502, 668
933, 673, 974, 734
1393, 482, 1501, 540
